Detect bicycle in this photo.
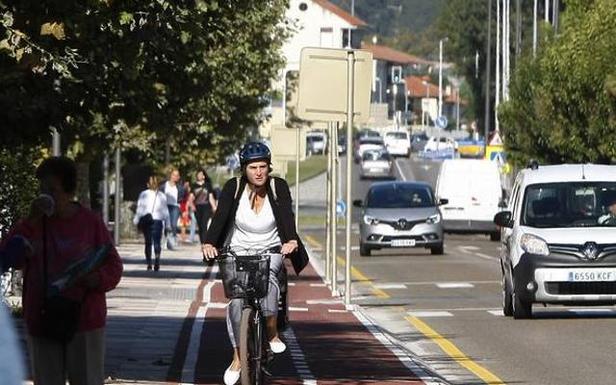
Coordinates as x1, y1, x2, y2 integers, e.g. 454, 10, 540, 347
217, 247, 277, 385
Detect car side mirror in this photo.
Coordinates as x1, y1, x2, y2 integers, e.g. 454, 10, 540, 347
494, 211, 513, 228
353, 199, 363, 208
438, 198, 449, 206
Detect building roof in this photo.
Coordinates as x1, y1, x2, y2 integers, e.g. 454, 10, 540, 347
313, 0, 367, 27
405, 75, 439, 98
361, 43, 431, 65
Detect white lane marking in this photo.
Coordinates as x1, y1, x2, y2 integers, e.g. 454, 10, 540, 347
459, 246, 480, 251
203, 302, 227, 309
306, 299, 343, 305
282, 327, 317, 385
289, 306, 309, 312
288, 282, 296, 286
339, 246, 360, 251
475, 252, 499, 262
328, 309, 348, 313
407, 311, 454, 318
309, 283, 327, 287
181, 266, 216, 384
436, 282, 475, 289
353, 307, 443, 385
394, 159, 407, 181
374, 283, 408, 289
487, 310, 504, 316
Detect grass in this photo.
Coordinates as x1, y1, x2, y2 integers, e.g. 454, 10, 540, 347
284, 155, 328, 187
298, 213, 346, 228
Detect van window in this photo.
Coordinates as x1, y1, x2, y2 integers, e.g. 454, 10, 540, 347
386, 132, 408, 140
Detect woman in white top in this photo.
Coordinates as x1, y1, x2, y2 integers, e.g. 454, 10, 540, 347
134, 175, 170, 271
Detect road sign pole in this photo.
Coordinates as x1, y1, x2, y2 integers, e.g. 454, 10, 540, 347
295, 126, 300, 231
114, 147, 121, 246
331, 123, 338, 296
345, 50, 355, 308
325, 123, 333, 284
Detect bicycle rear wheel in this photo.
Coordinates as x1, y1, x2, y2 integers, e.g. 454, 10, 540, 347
240, 307, 263, 385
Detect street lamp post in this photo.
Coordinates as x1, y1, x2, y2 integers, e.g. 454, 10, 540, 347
438, 39, 444, 118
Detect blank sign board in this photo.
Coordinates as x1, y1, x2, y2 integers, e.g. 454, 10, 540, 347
297, 47, 372, 123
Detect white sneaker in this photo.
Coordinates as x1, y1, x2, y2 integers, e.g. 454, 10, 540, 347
269, 339, 286, 354
223, 364, 240, 385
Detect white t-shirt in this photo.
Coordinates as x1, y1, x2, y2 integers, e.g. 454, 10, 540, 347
230, 187, 281, 252
164, 181, 179, 207
133, 190, 170, 225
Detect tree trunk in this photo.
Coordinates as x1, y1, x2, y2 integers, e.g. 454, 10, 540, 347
76, 161, 91, 208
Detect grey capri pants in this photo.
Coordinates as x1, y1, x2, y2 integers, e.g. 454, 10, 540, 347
226, 253, 284, 348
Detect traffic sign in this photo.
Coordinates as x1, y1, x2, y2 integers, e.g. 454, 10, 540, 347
336, 200, 346, 216
436, 115, 448, 129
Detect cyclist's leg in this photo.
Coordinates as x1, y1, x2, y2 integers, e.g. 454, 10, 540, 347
261, 254, 283, 340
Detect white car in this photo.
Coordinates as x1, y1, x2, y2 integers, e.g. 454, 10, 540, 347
306, 132, 327, 155
494, 163, 616, 319
383, 131, 411, 157
354, 137, 385, 163
423, 136, 458, 153
360, 150, 394, 179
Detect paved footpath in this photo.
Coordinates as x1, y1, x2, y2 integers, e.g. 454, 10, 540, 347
17, 240, 434, 384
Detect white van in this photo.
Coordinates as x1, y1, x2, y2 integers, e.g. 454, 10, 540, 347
435, 159, 504, 241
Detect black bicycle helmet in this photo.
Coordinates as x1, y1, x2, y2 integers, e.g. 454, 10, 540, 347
239, 141, 271, 167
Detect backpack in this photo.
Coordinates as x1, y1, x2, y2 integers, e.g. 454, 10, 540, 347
234, 177, 277, 202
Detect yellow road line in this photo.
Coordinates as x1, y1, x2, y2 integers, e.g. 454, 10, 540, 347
406, 316, 505, 385
304, 235, 389, 299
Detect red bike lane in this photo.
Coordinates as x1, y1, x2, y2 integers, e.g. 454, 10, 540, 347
180, 260, 426, 384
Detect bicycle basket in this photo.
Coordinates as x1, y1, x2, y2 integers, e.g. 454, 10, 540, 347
218, 254, 270, 299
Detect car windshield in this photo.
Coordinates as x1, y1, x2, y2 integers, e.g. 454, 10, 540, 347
412, 134, 428, 141
367, 184, 435, 209
521, 182, 616, 228
386, 132, 407, 140
362, 151, 390, 161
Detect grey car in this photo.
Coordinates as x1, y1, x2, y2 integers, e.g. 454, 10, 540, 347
354, 182, 447, 256
360, 150, 394, 179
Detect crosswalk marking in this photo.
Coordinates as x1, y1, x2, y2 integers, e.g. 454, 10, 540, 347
487, 310, 504, 316
436, 282, 475, 289
374, 283, 408, 289
407, 311, 454, 318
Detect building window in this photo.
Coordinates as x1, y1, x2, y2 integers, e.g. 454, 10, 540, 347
299, 2, 308, 11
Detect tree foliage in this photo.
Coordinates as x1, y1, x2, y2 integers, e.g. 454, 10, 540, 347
500, 0, 616, 166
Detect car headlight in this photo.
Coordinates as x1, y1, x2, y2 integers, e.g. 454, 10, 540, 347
426, 213, 441, 224
520, 233, 549, 256
363, 215, 379, 225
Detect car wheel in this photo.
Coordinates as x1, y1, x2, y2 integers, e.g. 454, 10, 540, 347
490, 232, 501, 242
502, 271, 513, 317
360, 243, 371, 256
430, 243, 444, 255
512, 277, 532, 319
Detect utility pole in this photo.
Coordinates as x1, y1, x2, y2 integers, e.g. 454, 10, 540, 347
515, 0, 522, 58
545, 0, 549, 22
552, 0, 559, 32
51, 127, 61, 156
495, 0, 500, 132
438, 39, 444, 118
484, 0, 493, 141
533, 0, 538, 56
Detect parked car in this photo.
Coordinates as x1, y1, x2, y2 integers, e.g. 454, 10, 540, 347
354, 181, 447, 256
337, 134, 347, 155
360, 150, 394, 180
423, 136, 458, 153
494, 163, 616, 319
354, 137, 385, 163
410, 132, 429, 153
306, 131, 327, 155
435, 159, 504, 241
383, 131, 411, 157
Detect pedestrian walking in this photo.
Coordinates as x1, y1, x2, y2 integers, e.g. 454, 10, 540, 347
202, 142, 308, 385
161, 167, 183, 250
192, 168, 218, 245
178, 181, 193, 243
134, 175, 170, 271
0, 156, 123, 385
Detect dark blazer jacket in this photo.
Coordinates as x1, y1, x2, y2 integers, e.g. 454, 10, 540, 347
204, 176, 309, 275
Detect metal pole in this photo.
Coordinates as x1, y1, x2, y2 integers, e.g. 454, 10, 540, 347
533, 0, 538, 56
51, 127, 61, 156
331, 123, 338, 296
552, 0, 559, 32
113, 147, 121, 246
515, 0, 521, 57
325, 123, 333, 284
344, 51, 355, 307
545, 0, 549, 22
495, 0, 500, 132
295, 127, 300, 230
102, 153, 110, 226
438, 39, 443, 118
456, 88, 460, 131
484, 0, 493, 143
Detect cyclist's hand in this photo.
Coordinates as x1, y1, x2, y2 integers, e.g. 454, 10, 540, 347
281, 240, 298, 256
202, 243, 218, 260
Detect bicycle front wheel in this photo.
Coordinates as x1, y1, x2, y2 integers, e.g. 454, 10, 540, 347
239, 307, 263, 385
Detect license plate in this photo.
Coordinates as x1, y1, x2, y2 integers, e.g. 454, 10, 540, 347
369, 168, 382, 173
391, 239, 416, 247
567, 269, 616, 282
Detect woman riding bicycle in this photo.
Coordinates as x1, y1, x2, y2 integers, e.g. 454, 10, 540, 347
201, 142, 308, 385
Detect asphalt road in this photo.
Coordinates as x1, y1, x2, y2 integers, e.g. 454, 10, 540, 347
304, 154, 616, 385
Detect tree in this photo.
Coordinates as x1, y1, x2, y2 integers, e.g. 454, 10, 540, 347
499, 0, 616, 166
